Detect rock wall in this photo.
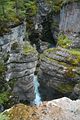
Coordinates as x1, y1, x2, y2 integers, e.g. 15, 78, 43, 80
29, 0, 58, 52
0, 23, 26, 52
38, 47, 80, 100
0, 24, 38, 103
59, 2, 80, 48
60, 2, 80, 33
6, 42, 38, 102
38, 1, 80, 100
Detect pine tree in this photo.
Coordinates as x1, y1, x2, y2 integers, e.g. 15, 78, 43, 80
0, 0, 7, 18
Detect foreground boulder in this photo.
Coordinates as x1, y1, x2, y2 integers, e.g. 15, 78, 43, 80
38, 47, 80, 100
3, 97, 80, 120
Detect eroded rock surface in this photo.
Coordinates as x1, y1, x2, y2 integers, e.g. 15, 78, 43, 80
6, 42, 38, 102
0, 24, 38, 103
60, 2, 80, 48
38, 47, 80, 100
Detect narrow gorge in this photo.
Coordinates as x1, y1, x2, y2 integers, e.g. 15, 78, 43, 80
0, 0, 80, 120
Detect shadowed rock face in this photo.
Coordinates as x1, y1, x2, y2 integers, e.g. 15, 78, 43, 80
29, 0, 57, 52
6, 97, 80, 120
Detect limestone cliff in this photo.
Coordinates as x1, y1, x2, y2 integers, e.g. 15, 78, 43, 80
38, 1, 80, 100
0, 23, 38, 104
38, 47, 80, 100
60, 2, 80, 48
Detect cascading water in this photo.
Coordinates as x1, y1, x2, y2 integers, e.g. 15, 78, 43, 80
33, 75, 42, 105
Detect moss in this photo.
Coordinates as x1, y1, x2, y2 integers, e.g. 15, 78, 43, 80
0, 113, 8, 120
0, 92, 10, 104
57, 34, 72, 48
64, 66, 76, 78
69, 49, 80, 65
42, 46, 80, 66
41, 47, 80, 79
25, 1, 38, 17
57, 83, 74, 93
23, 42, 36, 55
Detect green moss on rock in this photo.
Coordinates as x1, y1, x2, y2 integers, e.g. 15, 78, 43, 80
57, 83, 74, 93
69, 49, 80, 65
25, 1, 38, 17
23, 42, 37, 55
64, 66, 76, 78
0, 92, 10, 104
41, 47, 80, 80
57, 34, 72, 48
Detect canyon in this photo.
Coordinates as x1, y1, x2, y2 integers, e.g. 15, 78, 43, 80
0, 0, 80, 120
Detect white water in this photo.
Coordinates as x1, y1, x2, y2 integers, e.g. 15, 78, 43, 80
33, 75, 42, 105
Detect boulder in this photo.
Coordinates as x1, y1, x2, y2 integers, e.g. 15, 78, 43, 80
4, 97, 80, 120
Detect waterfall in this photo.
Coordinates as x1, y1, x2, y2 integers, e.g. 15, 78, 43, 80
33, 75, 42, 105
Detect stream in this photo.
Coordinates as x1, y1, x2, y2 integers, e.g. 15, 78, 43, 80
33, 75, 42, 105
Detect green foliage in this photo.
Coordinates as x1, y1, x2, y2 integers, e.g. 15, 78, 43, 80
57, 34, 72, 48
0, 113, 8, 120
0, 0, 38, 35
0, 92, 9, 104
25, 1, 37, 17
45, 0, 79, 12
23, 42, 36, 55
68, 49, 80, 65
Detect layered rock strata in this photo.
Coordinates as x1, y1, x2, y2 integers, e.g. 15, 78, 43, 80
6, 42, 38, 102
38, 1, 80, 100
38, 47, 80, 100
0, 24, 38, 102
